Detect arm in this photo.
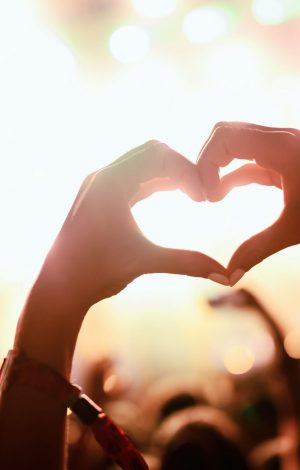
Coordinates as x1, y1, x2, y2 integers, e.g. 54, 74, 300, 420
0, 141, 227, 469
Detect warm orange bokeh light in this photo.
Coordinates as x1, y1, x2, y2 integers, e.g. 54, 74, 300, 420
223, 345, 255, 375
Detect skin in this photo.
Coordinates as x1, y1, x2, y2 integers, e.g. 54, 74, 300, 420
197, 121, 300, 282
2, 126, 299, 468
0, 140, 227, 469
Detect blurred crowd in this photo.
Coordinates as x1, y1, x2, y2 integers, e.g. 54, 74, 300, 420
67, 289, 300, 470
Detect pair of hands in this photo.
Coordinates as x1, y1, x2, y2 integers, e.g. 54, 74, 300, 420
42, 122, 300, 311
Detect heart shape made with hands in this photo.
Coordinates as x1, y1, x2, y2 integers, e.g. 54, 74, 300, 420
132, 181, 283, 286
113, 136, 288, 287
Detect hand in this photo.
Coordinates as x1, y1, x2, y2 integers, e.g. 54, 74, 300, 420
197, 122, 300, 285
40, 140, 227, 311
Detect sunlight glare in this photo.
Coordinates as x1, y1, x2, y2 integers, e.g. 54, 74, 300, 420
207, 42, 262, 90
270, 75, 300, 124
132, 184, 283, 267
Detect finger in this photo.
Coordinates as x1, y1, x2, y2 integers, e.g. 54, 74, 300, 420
68, 172, 98, 219
110, 141, 206, 202
216, 164, 282, 200
129, 177, 180, 206
143, 243, 229, 286
197, 121, 299, 167
227, 210, 299, 285
197, 122, 297, 201
211, 121, 300, 134
106, 140, 158, 167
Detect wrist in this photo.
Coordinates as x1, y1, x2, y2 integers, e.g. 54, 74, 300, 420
0, 350, 149, 470
14, 274, 88, 378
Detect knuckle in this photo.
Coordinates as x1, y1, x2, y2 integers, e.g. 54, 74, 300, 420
144, 140, 169, 158
80, 172, 95, 189
158, 142, 169, 152
145, 139, 161, 147
156, 141, 173, 162
278, 133, 300, 170
213, 121, 229, 132
213, 124, 230, 140
287, 134, 300, 156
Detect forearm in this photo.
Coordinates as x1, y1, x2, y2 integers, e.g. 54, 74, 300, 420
0, 140, 227, 470
0, 267, 88, 469
14, 277, 87, 376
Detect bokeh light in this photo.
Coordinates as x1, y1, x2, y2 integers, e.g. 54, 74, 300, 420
132, 0, 177, 18
252, 0, 300, 25
252, 0, 286, 24
223, 345, 255, 375
182, 5, 234, 43
109, 25, 150, 63
103, 374, 118, 393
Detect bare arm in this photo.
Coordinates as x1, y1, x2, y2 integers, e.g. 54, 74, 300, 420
0, 141, 226, 469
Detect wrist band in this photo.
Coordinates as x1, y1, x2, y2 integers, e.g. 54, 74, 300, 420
0, 350, 148, 470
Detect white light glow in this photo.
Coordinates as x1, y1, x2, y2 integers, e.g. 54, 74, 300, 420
109, 25, 150, 64
252, 0, 286, 25
270, 75, 300, 124
132, 184, 283, 269
132, 0, 176, 18
207, 42, 262, 90
183, 6, 232, 44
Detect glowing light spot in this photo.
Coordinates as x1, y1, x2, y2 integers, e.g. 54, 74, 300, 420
103, 374, 118, 393
132, 0, 176, 18
109, 25, 150, 64
284, 329, 300, 358
223, 345, 255, 375
182, 5, 234, 44
252, 0, 286, 25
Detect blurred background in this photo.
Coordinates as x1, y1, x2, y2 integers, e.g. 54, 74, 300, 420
2, 0, 300, 402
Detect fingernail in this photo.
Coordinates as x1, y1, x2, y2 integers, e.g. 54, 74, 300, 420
229, 269, 245, 286
208, 273, 229, 286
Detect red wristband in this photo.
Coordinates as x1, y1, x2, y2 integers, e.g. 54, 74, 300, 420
0, 349, 80, 405
0, 350, 148, 470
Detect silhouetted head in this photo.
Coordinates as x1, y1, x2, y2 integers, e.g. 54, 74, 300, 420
152, 406, 251, 470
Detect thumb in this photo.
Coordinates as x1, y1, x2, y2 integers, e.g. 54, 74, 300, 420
144, 244, 229, 286
228, 210, 299, 285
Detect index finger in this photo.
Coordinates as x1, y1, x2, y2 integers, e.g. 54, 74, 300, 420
108, 140, 206, 202
197, 122, 298, 201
